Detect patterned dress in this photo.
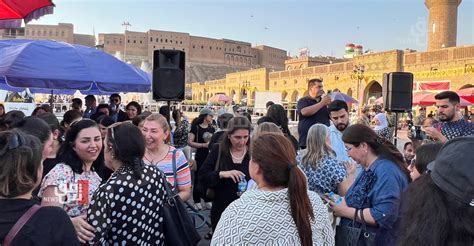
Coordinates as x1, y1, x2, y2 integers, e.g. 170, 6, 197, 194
297, 154, 347, 195
375, 127, 394, 142
434, 119, 474, 140
173, 120, 189, 148
87, 165, 167, 245
39, 163, 102, 217
211, 188, 334, 245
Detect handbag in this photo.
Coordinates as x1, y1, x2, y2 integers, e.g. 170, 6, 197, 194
3, 204, 41, 246
163, 149, 201, 246
206, 144, 221, 200
335, 209, 376, 246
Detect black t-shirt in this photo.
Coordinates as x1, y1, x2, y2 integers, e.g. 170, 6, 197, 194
296, 96, 330, 147
190, 124, 216, 164
0, 199, 79, 246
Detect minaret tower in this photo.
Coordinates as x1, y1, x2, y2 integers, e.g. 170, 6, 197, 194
425, 0, 462, 51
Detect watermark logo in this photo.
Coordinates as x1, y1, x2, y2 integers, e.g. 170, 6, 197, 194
53, 180, 89, 205
397, 16, 427, 48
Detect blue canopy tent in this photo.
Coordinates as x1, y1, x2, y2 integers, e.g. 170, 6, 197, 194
0, 39, 151, 93
0, 76, 115, 95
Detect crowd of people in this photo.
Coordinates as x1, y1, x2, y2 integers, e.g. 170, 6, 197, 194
0, 80, 473, 245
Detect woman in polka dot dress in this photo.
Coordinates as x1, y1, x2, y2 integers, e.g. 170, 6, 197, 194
87, 122, 167, 245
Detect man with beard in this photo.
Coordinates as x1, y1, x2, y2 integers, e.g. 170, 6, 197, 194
328, 100, 351, 161
296, 79, 331, 149
403, 142, 415, 166
423, 91, 474, 143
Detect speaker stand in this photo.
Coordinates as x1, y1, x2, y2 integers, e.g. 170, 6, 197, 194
393, 112, 399, 147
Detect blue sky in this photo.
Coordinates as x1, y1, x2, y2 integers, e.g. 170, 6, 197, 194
31, 0, 474, 57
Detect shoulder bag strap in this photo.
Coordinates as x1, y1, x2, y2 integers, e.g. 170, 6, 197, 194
3, 204, 41, 246
359, 208, 368, 230
171, 148, 178, 192
214, 144, 221, 172
349, 208, 359, 227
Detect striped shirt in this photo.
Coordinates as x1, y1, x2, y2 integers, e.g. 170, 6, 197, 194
143, 146, 192, 190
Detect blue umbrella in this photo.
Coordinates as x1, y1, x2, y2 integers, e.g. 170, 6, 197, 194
0, 39, 151, 93
1, 76, 115, 95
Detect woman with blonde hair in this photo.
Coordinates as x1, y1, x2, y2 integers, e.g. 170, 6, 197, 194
297, 123, 354, 195
141, 113, 192, 201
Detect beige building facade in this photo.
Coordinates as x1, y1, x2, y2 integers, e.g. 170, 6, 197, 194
285, 56, 347, 71
98, 29, 287, 73
191, 46, 474, 106
0, 23, 95, 47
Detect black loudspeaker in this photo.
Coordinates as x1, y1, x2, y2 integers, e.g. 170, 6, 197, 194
153, 50, 185, 101
382, 72, 413, 112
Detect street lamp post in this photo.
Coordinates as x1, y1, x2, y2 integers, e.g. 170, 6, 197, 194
122, 21, 131, 62
353, 64, 365, 103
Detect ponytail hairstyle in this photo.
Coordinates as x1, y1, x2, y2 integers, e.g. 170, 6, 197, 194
0, 130, 42, 197
106, 122, 145, 179
251, 133, 314, 246
342, 124, 409, 178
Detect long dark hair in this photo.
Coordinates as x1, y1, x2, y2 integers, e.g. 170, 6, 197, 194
217, 116, 252, 171
172, 109, 182, 126
342, 124, 409, 178
56, 119, 102, 174
126, 101, 142, 117
398, 175, 474, 245
191, 113, 207, 127
107, 122, 145, 179
251, 133, 314, 246
266, 104, 291, 135
414, 143, 442, 174
11, 116, 51, 144
61, 109, 82, 128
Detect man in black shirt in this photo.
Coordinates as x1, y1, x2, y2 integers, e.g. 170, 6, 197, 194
296, 78, 331, 149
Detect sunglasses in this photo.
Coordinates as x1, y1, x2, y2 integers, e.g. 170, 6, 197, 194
108, 122, 124, 142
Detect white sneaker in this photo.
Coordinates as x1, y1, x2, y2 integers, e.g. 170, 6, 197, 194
205, 202, 212, 210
